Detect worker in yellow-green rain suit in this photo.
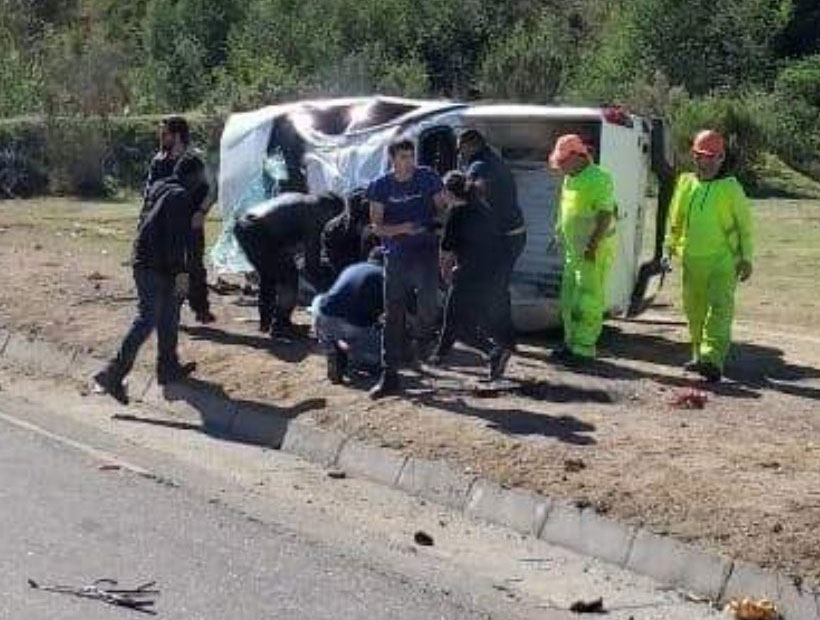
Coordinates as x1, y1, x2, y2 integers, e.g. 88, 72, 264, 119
665, 129, 754, 383
548, 134, 616, 363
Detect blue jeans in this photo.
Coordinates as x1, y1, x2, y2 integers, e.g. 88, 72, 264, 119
313, 304, 381, 369
106, 267, 181, 381
383, 248, 439, 371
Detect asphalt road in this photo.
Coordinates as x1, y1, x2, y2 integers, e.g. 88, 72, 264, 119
0, 372, 722, 620
0, 416, 521, 620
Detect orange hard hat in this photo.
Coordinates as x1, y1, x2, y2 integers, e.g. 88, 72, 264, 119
691, 130, 725, 157
548, 134, 590, 169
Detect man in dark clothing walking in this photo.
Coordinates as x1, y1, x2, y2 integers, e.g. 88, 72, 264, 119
234, 192, 344, 337
144, 115, 215, 324
458, 129, 526, 351
94, 155, 207, 404
432, 171, 510, 380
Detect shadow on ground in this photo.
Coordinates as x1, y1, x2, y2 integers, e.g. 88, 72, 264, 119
602, 324, 820, 402
112, 376, 325, 447
409, 389, 598, 445
181, 324, 314, 364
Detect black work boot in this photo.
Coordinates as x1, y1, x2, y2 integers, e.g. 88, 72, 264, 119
488, 347, 512, 381
195, 310, 216, 324
699, 362, 722, 384
92, 369, 129, 405
157, 361, 197, 386
327, 344, 348, 384
369, 370, 400, 400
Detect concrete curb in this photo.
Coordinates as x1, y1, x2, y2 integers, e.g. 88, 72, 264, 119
626, 529, 733, 601
540, 501, 636, 567
0, 328, 11, 357
1, 325, 818, 619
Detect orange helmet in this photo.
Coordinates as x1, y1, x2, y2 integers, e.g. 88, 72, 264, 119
548, 134, 590, 169
691, 130, 725, 157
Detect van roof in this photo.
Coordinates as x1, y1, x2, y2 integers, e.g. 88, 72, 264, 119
463, 104, 603, 121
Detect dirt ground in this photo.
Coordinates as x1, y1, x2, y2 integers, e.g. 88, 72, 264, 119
2, 197, 820, 584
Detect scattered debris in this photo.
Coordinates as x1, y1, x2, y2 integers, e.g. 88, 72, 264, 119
414, 531, 434, 547
569, 597, 605, 614
28, 578, 159, 614
210, 278, 242, 295
86, 271, 108, 282
759, 461, 781, 470
564, 458, 587, 473
98, 463, 122, 471
669, 388, 709, 409
326, 469, 347, 480
724, 597, 779, 620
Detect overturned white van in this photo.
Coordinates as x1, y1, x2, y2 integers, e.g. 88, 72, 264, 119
214, 96, 673, 332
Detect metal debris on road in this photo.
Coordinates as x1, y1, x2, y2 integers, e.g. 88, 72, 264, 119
569, 597, 606, 614
724, 598, 779, 620
413, 531, 434, 547
326, 469, 347, 480
28, 578, 159, 614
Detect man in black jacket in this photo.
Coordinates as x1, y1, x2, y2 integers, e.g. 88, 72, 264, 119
144, 115, 215, 324
234, 192, 344, 337
94, 155, 206, 404
458, 129, 526, 353
320, 188, 379, 281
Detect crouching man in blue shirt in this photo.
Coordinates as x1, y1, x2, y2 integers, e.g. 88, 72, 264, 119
312, 248, 385, 384
366, 138, 446, 399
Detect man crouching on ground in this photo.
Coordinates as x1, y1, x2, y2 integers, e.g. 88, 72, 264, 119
93, 154, 207, 404
312, 248, 385, 384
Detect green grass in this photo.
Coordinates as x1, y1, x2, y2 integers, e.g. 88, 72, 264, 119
4, 192, 819, 332
646, 197, 820, 331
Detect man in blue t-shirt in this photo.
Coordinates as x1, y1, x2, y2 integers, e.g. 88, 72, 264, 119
366, 138, 446, 398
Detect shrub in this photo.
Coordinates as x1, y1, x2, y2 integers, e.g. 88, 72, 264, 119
767, 55, 820, 180
667, 94, 768, 191
478, 13, 575, 103
0, 114, 223, 198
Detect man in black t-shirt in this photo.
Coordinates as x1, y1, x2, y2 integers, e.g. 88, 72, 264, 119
458, 129, 526, 349
433, 171, 510, 380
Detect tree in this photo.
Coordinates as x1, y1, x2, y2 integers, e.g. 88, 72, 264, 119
479, 13, 576, 102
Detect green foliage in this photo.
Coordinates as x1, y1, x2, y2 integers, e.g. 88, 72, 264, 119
0, 115, 223, 198
41, 23, 128, 117
667, 94, 769, 190
0, 27, 44, 117
766, 55, 820, 178
479, 13, 575, 103
2, 0, 820, 195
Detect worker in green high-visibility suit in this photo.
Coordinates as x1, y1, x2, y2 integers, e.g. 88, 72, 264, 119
665, 129, 754, 382
548, 134, 617, 362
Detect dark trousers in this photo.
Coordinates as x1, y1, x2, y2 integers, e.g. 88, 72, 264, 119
235, 222, 298, 331
437, 267, 501, 357
493, 231, 526, 348
106, 267, 180, 381
187, 227, 210, 315
383, 249, 439, 371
